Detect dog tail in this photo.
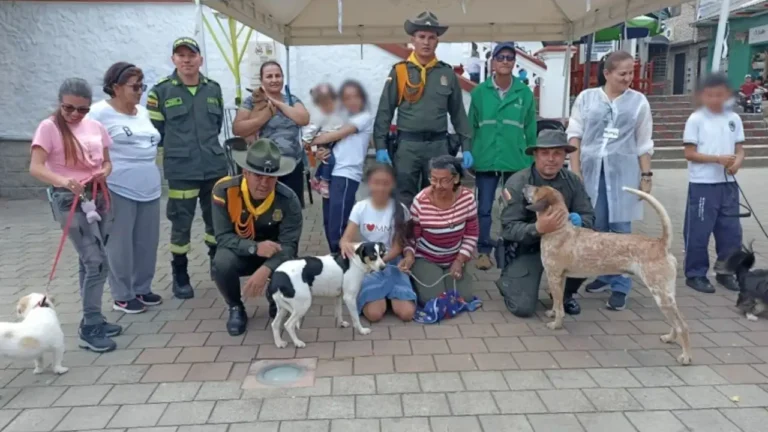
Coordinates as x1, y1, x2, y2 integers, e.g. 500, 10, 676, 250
622, 186, 672, 250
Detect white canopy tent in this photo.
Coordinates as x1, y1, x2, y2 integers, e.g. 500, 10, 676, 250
202, 0, 687, 46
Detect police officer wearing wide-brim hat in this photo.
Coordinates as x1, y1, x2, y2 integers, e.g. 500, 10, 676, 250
211, 138, 303, 336
146, 36, 228, 300
373, 11, 472, 207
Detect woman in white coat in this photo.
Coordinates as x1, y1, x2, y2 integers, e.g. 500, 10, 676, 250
566, 50, 654, 311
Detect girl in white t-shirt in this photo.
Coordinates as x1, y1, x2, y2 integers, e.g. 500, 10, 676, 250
339, 164, 416, 322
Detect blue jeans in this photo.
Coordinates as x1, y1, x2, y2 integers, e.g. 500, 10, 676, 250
594, 166, 632, 294
314, 152, 335, 182
323, 176, 359, 253
476, 171, 514, 254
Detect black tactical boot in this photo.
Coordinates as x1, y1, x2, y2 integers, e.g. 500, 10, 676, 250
171, 254, 195, 299
227, 305, 248, 336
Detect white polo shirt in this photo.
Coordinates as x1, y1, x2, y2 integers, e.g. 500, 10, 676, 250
682, 108, 745, 184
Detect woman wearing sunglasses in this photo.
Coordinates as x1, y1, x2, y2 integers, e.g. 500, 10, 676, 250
87, 62, 163, 315
29, 78, 120, 353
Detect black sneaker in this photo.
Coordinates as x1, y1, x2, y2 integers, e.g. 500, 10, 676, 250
606, 292, 627, 311
102, 321, 123, 338
137, 293, 163, 306
113, 298, 146, 314
79, 323, 117, 353
686, 277, 716, 294
716, 274, 740, 292
585, 280, 609, 293
564, 297, 581, 315
226, 305, 248, 336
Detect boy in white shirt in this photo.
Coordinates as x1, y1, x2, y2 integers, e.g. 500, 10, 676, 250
303, 83, 345, 198
682, 73, 745, 294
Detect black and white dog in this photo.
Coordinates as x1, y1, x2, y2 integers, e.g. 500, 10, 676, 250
268, 242, 387, 348
720, 241, 768, 321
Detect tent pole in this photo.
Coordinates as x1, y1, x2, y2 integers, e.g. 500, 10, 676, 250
583, 34, 594, 90
286, 45, 291, 92
562, 42, 572, 119
712, 0, 731, 72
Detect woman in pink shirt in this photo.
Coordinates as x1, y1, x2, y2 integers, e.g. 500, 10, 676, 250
29, 78, 120, 354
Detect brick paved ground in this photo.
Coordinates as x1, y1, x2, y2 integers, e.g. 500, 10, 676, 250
1, 169, 768, 431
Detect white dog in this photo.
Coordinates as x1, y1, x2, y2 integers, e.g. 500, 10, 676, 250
3, 293, 68, 374
268, 242, 387, 348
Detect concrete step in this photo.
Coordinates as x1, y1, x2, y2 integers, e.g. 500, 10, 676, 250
653, 156, 768, 169
653, 145, 768, 160
649, 102, 695, 110
655, 137, 768, 147
653, 128, 768, 140
655, 120, 767, 131
647, 95, 692, 102
651, 108, 764, 119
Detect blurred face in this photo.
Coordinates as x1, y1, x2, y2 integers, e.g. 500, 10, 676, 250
533, 148, 566, 179
59, 95, 91, 124
244, 171, 278, 200
261, 64, 284, 94
172, 46, 203, 77
410, 30, 438, 59
114, 74, 146, 105
746, 76, 753, 83
341, 85, 364, 114
493, 49, 516, 76
367, 169, 395, 204
604, 58, 634, 92
701, 84, 731, 113
429, 168, 458, 196
314, 96, 336, 115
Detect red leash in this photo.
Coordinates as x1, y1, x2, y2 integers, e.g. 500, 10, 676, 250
47, 178, 110, 285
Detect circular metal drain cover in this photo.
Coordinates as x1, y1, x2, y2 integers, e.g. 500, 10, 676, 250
256, 364, 307, 386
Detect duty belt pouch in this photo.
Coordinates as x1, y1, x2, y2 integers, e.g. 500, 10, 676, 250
446, 133, 461, 157
386, 131, 399, 161
494, 239, 517, 270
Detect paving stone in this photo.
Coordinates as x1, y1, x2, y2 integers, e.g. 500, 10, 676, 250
512, 352, 559, 370
316, 359, 352, 377
434, 354, 478, 371
715, 384, 768, 407
575, 413, 637, 432
671, 385, 736, 409
672, 409, 741, 432
98, 365, 151, 384
582, 388, 643, 411
194, 381, 243, 400
478, 415, 534, 432
589, 350, 641, 367
372, 340, 411, 356
430, 416, 483, 432
331, 375, 375, 395
625, 410, 688, 432
0, 409, 21, 431
307, 396, 355, 419
394, 355, 436, 372
551, 351, 601, 368
279, 420, 330, 432
185, 362, 231, 381
259, 397, 309, 420
721, 407, 768, 431
402, 393, 451, 416
473, 353, 519, 370
141, 364, 191, 383
3, 407, 69, 432
446, 391, 499, 415
419, 372, 465, 392
52, 366, 107, 385
228, 422, 280, 432
503, 370, 554, 390
355, 395, 402, 418
526, 413, 585, 432
156, 401, 214, 426
537, 389, 595, 413
93, 349, 143, 366
628, 387, 689, 410
669, 365, 729, 385
353, 356, 394, 374
585, 368, 642, 388
461, 371, 509, 391
53, 384, 112, 406
6, 386, 67, 409
149, 382, 202, 403
334, 419, 381, 432
55, 405, 118, 431
207, 399, 262, 423
491, 390, 547, 414
380, 417, 426, 432
101, 383, 157, 405
544, 370, 597, 389
108, 403, 168, 428
375, 373, 420, 394
711, 364, 768, 384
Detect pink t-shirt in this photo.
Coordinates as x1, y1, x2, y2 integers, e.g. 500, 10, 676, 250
31, 117, 112, 183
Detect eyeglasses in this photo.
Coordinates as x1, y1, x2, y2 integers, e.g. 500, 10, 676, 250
495, 55, 516, 62
60, 103, 90, 114
128, 83, 148, 93
429, 176, 455, 186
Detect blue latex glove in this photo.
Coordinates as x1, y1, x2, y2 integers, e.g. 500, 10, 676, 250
462, 151, 474, 169
376, 149, 392, 164
569, 212, 582, 227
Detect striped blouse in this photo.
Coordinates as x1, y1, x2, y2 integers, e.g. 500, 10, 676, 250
406, 186, 480, 266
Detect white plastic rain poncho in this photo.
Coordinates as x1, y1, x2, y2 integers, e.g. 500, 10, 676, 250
566, 88, 653, 223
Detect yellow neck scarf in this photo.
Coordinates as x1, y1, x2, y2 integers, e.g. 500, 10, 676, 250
407, 52, 439, 86
231, 178, 275, 239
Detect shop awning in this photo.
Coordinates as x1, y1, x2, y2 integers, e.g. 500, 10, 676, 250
695, 0, 768, 26
202, 0, 686, 46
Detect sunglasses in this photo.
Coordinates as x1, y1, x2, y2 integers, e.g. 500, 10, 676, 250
495, 54, 516, 62
127, 83, 148, 93
60, 103, 90, 114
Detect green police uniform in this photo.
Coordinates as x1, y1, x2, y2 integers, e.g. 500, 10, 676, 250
147, 61, 228, 298
210, 138, 303, 336
497, 166, 595, 317
373, 12, 471, 207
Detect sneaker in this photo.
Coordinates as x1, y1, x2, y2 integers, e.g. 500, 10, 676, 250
113, 298, 146, 314
137, 293, 163, 306
102, 321, 123, 338
686, 277, 716, 294
79, 323, 117, 353
319, 180, 330, 199
585, 280, 610, 293
606, 292, 627, 311
715, 274, 740, 292
475, 253, 493, 270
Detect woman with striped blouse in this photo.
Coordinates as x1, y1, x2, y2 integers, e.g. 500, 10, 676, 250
399, 155, 480, 304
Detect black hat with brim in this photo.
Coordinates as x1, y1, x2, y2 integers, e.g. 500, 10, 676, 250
228, 137, 297, 177
404, 11, 448, 36
172, 37, 201, 54
524, 130, 577, 156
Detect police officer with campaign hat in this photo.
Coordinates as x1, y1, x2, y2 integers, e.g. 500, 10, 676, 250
146, 37, 228, 299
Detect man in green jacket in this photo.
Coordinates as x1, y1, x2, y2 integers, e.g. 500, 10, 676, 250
147, 37, 228, 299
467, 42, 537, 270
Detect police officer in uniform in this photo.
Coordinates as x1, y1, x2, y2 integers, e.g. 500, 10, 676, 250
146, 37, 228, 299
211, 138, 302, 336
373, 11, 472, 206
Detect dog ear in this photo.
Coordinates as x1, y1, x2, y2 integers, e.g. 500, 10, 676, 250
525, 187, 554, 213
16, 295, 30, 317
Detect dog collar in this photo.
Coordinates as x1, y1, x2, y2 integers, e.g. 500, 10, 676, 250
37, 296, 50, 308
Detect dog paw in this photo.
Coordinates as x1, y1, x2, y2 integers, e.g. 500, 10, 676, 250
545, 321, 560, 330
358, 327, 372, 335
275, 340, 288, 349
677, 353, 692, 366
660, 333, 675, 344
53, 366, 69, 375
339, 321, 350, 328
294, 340, 306, 348
544, 309, 556, 318
33, 367, 45, 375
747, 313, 759, 322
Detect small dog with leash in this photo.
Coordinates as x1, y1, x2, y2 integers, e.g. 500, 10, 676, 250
719, 241, 768, 321
3, 293, 68, 375
523, 184, 693, 365
268, 242, 387, 348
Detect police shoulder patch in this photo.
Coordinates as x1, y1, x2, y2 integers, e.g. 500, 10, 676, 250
146, 98, 158, 109
272, 208, 283, 222
155, 77, 171, 85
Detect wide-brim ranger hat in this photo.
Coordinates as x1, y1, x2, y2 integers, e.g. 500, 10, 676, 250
404, 11, 449, 37
228, 137, 297, 177
524, 130, 577, 156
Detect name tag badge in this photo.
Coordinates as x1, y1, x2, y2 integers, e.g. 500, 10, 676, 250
603, 127, 619, 140
311, 145, 318, 152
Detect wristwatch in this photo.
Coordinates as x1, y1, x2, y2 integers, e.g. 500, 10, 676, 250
641, 172, 653, 177
248, 244, 256, 255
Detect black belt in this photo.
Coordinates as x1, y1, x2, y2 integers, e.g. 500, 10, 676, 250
397, 130, 447, 142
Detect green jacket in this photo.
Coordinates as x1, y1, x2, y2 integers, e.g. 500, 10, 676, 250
147, 71, 228, 181
211, 176, 302, 272
468, 77, 537, 172
373, 60, 471, 151
500, 166, 594, 247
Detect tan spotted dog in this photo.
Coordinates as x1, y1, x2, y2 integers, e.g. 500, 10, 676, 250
2, 293, 68, 375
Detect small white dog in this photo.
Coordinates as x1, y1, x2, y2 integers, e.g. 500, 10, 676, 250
3, 293, 68, 374
268, 242, 387, 348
